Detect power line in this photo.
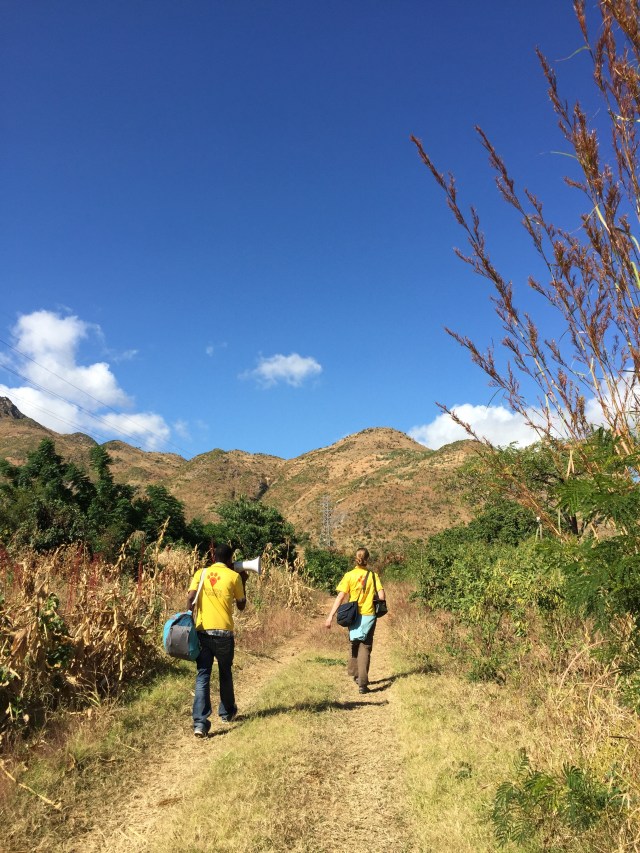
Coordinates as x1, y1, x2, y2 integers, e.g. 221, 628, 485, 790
0, 360, 176, 451
0, 337, 187, 455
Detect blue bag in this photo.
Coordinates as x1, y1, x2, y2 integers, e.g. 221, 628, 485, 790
162, 611, 200, 661
163, 567, 210, 661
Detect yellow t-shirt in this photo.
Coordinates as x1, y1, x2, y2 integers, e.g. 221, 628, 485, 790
337, 567, 383, 617
189, 563, 245, 631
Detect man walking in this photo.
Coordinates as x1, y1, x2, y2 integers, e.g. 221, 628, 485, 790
188, 543, 247, 737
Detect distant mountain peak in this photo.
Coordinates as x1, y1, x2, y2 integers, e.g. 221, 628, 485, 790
0, 397, 26, 420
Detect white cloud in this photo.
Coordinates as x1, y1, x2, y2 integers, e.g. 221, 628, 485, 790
111, 348, 139, 363
410, 403, 539, 449
10, 310, 130, 406
247, 353, 322, 388
205, 342, 227, 357
100, 412, 171, 450
0, 309, 172, 450
173, 419, 190, 440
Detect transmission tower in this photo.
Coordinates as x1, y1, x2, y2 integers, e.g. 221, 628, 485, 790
320, 494, 334, 547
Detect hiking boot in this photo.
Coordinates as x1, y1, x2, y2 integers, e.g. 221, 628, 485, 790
194, 726, 207, 738
358, 686, 369, 694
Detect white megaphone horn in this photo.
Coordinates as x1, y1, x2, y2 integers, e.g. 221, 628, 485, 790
233, 556, 261, 575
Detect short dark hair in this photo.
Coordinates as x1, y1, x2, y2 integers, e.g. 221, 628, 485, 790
214, 543, 233, 565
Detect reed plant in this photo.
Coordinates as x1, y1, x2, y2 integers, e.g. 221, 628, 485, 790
412, 2, 640, 847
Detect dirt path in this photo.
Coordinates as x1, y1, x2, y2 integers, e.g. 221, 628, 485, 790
69, 616, 414, 853
299, 616, 413, 851
67, 626, 316, 853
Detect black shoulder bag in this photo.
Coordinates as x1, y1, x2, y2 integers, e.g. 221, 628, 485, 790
336, 571, 369, 627
372, 572, 388, 618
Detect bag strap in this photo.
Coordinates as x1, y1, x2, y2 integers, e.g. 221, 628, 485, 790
352, 570, 370, 602
191, 566, 210, 622
372, 571, 379, 597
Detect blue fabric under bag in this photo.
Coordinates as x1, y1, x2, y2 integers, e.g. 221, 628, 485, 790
163, 611, 200, 661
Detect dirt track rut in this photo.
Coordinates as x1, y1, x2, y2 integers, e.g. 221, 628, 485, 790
67, 616, 413, 853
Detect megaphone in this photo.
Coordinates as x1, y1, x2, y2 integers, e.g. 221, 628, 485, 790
233, 556, 261, 575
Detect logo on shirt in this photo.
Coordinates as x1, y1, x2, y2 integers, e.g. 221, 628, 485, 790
209, 572, 220, 587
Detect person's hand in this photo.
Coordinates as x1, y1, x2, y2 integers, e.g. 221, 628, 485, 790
239, 570, 249, 581
325, 617, 333, 630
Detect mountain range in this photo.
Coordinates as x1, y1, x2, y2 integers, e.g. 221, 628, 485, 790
0, 397, 477, 550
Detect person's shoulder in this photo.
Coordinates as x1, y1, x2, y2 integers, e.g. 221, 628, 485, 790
189, 566, 204, 587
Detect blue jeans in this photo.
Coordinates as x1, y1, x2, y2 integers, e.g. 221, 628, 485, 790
193, 631, 236, 730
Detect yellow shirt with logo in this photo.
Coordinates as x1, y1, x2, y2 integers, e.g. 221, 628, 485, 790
189, 562, 245, 631
337, 567, 383, 616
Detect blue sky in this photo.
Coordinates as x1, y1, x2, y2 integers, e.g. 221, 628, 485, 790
1, 1, 600, 459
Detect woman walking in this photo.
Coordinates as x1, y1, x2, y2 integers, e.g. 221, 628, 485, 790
325, 547, 386, 694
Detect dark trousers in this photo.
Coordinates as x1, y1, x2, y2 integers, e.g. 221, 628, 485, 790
193, 632, 236, 729
347, 621, 376, 687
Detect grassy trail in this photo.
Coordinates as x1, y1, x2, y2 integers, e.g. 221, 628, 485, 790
62, 613, 522, 853
10, 607, 529, 853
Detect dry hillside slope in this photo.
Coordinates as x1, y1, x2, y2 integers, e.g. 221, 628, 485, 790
0, 398, 477, 548
264, 427, 475, 548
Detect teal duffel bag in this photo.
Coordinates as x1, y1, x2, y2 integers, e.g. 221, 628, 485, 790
163, 611, 200, 661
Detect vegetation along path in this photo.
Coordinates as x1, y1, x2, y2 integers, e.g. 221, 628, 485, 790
24, 606, 528, 853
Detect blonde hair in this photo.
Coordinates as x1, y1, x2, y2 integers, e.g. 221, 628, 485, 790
355, 547, 369, 567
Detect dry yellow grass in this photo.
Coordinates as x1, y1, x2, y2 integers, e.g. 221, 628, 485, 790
391, 586, 640, 852
6, 577, 637, 852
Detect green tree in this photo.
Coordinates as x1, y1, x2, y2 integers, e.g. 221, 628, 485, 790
213, 496, 297, 561
86, 445, 138, 554
0, 439, 92, 549
303, 547, 350, 591
137, 484, 189, 543
0, 438, 193, 556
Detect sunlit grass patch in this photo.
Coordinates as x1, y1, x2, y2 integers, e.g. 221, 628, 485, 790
3, 660, 194, 852
154, 656, 343, 853
394, 666, 526, 853
308, 655, 344, 667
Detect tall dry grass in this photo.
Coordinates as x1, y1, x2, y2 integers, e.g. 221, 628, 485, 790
0, 543, 190, 741
233, 544, 316, 655
0, 541, 318, 745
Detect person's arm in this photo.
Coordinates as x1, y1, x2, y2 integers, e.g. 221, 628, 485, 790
325, 591, 347, 629
187, 589, 197, 610
375, 573, 386, 601
235, 570, 248, 611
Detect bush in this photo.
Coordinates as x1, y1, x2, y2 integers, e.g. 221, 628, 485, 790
303, 547, 350, 592
211, 496, 297, 563
493, 749, 625, 848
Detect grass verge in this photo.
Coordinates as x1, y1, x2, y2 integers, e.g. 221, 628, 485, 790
2, 658, 194, 853
152, 655, 344, 853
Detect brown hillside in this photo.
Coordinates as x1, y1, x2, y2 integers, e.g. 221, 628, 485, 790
264, 427, 476, 549
0, 398, 477, 549
0, 398, 99, 468
159, 449, 286, 521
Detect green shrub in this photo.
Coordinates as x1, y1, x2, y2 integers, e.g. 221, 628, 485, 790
493, 749, 625, 848
303, 547, 350, 592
